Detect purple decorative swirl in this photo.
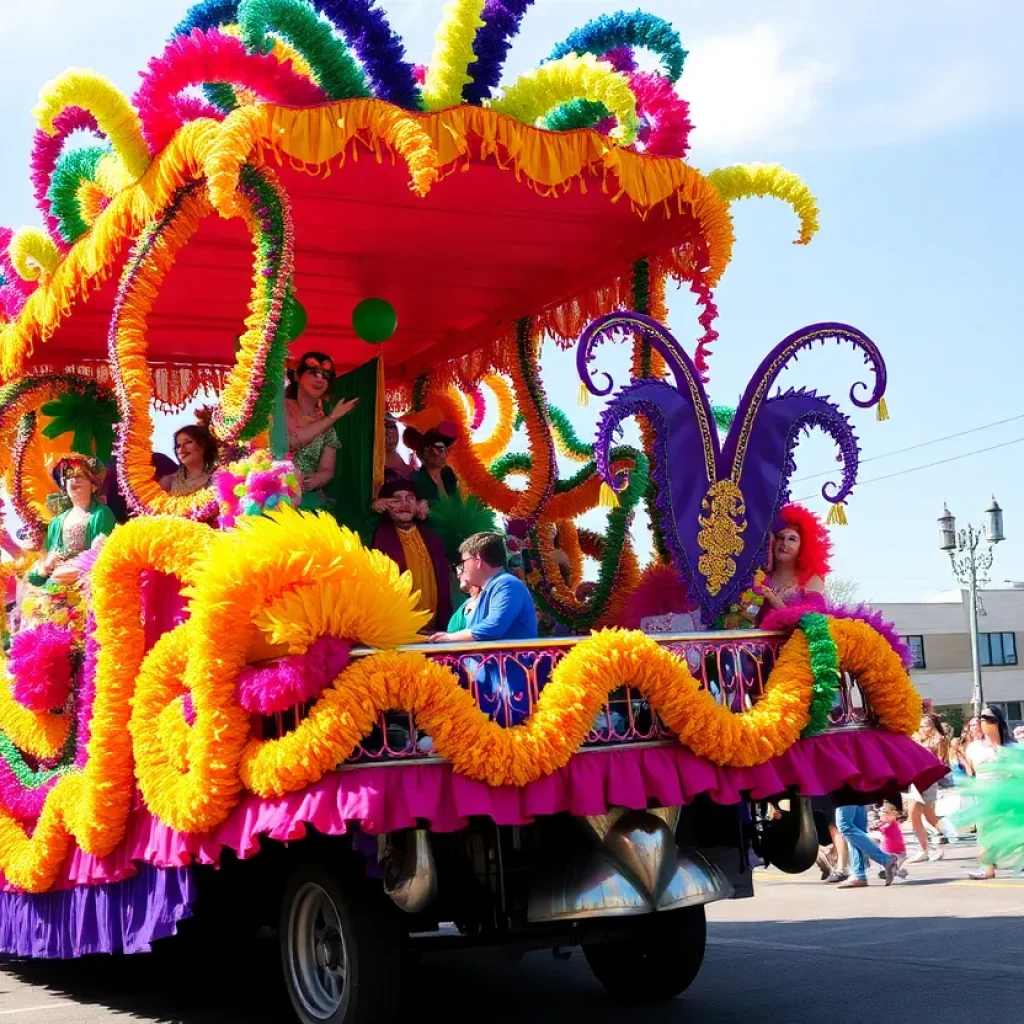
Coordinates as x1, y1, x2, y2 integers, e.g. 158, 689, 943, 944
577, 310, 712, 408
463, 0, 535, 105
761, 388, 861, 506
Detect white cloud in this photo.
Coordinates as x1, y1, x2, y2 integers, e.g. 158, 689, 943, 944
682, 25, 835, 153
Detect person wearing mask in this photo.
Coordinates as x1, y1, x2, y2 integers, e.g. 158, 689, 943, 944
405, 422, 459, 503
965, 706, 1014, 880
285, 352, 358, 511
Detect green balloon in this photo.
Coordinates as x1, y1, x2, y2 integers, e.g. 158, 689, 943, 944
352, 297, 397, 344
280, 292, 307, 342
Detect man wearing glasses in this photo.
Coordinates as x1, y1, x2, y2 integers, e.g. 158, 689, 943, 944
429, 532, 537, 644
430, 532, 538, 727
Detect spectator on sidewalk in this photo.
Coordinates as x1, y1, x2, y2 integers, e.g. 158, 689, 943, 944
835, 802, 899, 888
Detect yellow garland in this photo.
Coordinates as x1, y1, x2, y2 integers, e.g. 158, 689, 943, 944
422, 0, 487, 111
0, 516, 210, 891
241, 620, 920, 796
8, 228, 59, 283
114, 188, 221, 517
0, 678, 70, 760
0, 506, 921, 891
472, 374, 515, 467
829, 617, 921, 734
707, 163, 820, 246
490, 53, 640, 146
33, 70, 151, 182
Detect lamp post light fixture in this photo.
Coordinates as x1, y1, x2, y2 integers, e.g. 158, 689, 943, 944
938, 497, 1006, 715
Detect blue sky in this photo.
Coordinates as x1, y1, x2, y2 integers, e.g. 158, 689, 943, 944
1, 0, 1022, 601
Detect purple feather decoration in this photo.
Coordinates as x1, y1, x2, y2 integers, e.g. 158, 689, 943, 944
463, 0, 534, 105
761, 601, 914, 670
315, 0, 421, 109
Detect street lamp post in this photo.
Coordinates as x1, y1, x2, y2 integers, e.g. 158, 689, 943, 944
937, 498, 1006, 715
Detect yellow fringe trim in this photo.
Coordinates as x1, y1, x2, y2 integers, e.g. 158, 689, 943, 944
490, 53, 639, 146
33, 70, 151, 182
1, 101, 734, 381
422, 0, 486, 111
707, 163, 820, 245
877, 397, 889, 422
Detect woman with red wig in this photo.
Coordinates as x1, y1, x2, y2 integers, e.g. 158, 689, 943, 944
758, 503, 831, 617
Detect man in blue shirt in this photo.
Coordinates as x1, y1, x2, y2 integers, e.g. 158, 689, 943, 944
429, 532, 537, 644
429, 532, 537, 726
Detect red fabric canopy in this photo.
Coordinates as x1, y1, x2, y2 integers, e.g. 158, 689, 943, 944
32, 149, 695, 380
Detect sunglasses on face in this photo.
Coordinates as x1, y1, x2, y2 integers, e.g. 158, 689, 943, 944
425, 441, 448, 452
303, 367, 332, 380
980, 714, 998, 723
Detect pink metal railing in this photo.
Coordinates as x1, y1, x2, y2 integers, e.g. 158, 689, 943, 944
258, 630, 878, 762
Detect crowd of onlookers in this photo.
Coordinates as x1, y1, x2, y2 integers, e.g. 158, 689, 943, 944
812, 707, 1016, 886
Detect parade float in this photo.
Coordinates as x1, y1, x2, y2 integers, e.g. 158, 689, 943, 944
0, 2, 946, 1021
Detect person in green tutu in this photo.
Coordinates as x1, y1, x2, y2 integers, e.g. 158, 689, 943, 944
284, 352, 358, 511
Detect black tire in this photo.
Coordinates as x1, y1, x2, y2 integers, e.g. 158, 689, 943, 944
279, 857, 404, 1024
583, 905, 707, 1003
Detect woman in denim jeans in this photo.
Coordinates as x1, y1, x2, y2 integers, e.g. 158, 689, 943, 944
835, 803, 898, 888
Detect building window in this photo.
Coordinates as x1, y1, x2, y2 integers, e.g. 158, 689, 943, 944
980, 632, 1018, 667
904, 635, 926, 670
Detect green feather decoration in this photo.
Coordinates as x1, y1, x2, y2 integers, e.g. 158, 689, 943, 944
427, 492, 497, 563
40, 388, 119, 463
799, 612, 840, 737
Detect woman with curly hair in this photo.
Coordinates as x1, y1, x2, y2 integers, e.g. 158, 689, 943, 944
758, 503, 831, 617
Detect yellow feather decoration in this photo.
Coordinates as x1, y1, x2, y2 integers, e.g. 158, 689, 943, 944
8, 228, 60, 283
422, 0, 487, 111
490, 53, 640, 146
33, 70, 151, 182
707, 163, 820, 245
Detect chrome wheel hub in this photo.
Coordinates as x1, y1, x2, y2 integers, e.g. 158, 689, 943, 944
287, 882, 348, 1020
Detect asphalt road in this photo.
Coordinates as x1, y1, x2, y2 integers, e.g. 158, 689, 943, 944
2, 842, 1022, 1023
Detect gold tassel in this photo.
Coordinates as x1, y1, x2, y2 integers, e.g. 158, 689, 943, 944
826, 502, 848, 526
599, 482, 620, 508
578, 382, 590, 407
876, 397, 889, 422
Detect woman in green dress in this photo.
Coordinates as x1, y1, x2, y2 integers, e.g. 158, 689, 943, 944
22, 456, 116, 633
285, 352, 358, 511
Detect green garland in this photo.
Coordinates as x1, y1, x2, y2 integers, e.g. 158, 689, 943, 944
411, 375, 430, 412
712, 404, 736, 431
427, 492, 496, 562
542, 98, 611, 132
237, 165, 292, 442
239, 0, 371, 100
48, 146, 106, 244
203, 82, 239, 112
800, 612, 841, 737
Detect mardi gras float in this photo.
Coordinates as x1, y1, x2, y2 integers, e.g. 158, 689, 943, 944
0, 2, 945, 1021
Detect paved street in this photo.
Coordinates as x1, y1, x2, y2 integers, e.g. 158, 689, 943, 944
1, 842, 1022, 1023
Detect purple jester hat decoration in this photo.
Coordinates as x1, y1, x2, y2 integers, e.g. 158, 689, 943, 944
577, 312, 887, 622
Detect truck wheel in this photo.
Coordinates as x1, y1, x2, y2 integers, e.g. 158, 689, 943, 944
583, 905, 706, 1003
280, 858, 404, 1024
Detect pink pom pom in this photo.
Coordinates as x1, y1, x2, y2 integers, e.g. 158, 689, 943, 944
620, 564, 696, 629
9, 623, 77, 711
134, 29, 327, 153
629, 72, 692, 159
236, 635, 351, 715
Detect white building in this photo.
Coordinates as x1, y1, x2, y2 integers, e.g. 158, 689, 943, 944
874, 586, 1024, 721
